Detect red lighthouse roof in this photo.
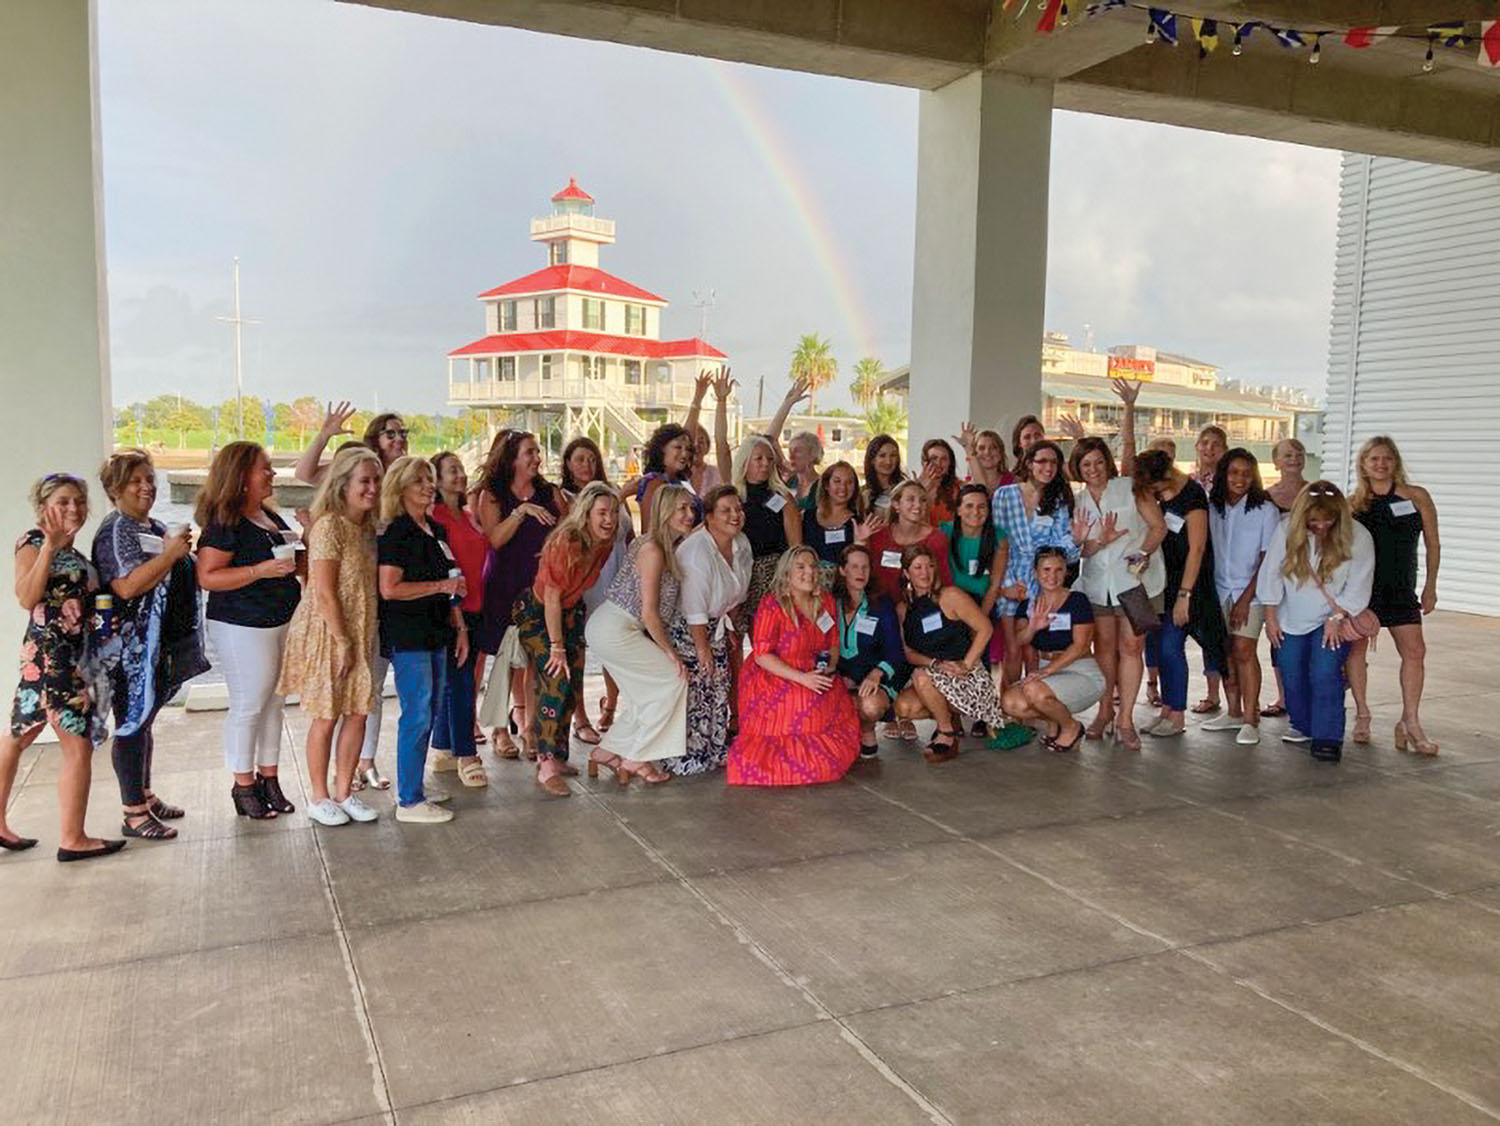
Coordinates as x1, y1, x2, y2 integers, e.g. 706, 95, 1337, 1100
551, 177, 594, 203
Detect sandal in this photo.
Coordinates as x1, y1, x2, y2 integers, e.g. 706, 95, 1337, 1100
535, 771, 572, 798
597, 696, 617, 733
587, 750, 625, 781
359, 763, 391, 791
146, 795, 184, 821
897, 719, 919, 742
122, 812, 177, 840
473, 725, 488, 746
1191, 698, 1221, 715
1115, 726, 1142, 752
1394, 721, 1439, 756
456, 756, 489, 788
1261, 702, 1287, 718
491, 729, 520, 759
520, 731, 539, 762
572, 720, 603, 746
1146, 681, 1161, 708
1352, 712, 1372, 744
923, 729, 962, 764
619, 759, 671, 786
1050, 720, 1086, 754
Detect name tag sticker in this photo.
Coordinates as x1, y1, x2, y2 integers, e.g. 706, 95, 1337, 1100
922, 612, 943, 633
855, 615, 878, 636
825, 526, 847, 545
815, 611, 834, 633
766, 493, 787, 513
1164, 511, 1185, 533
881, 549, 902, 569
1048, 612, 1072, 631
438, 541, 456, 561
1389, 499, 1417, 517
967, 558, 979, 575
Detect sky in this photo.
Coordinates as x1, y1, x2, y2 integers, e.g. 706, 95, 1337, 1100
97, 0, 1342, 416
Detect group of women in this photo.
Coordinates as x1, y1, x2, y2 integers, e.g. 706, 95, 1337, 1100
0, 371, 1443, 861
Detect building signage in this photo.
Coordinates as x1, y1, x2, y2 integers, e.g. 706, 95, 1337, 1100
1108, 355, 1156, 382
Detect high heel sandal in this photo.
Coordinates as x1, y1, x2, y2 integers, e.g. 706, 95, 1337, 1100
1050, 720, 1086, 754
1352, 713, 1373, 744
1085, 715, 1115, 743
359, 763, 391, 791
923, 729, 962, 764
257, 774, 295, 814
491, 728, 520, 759
1115, 726, 1142, 752
597, 696, 617, 733
231, 783, 278, 820
587, 750, 626, 782
1394, 721, 1439, 756
618, 759, 671, 785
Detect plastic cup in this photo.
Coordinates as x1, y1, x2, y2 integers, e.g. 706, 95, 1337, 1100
271, 544, 296, 562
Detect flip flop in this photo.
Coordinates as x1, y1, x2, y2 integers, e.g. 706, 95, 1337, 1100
1190, 699, 1221, 715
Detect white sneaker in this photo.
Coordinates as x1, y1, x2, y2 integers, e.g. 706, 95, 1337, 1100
1282, 731, 1311, 745
424, 783, 452, 803
1235, 723, 1262, 746
308, 798, 350, 827
396, 800, 454, 824
429, 748, 458, 773
1201, 715, 1243, 732
339, 794, 379, 822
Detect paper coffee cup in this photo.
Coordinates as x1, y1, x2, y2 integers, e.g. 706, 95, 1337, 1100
271, 544, 296, 561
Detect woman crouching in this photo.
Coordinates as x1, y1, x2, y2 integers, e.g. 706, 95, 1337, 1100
831, 544, 906, 760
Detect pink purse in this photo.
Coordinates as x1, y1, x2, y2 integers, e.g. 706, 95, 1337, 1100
1315, 579, 1381, 644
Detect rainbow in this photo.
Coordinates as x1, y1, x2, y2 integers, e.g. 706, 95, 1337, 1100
698, 58, 880, 366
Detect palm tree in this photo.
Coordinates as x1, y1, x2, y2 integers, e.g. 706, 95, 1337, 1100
790, 333, 838, 416
850, 356, 887, 409
863, 397, 908, 444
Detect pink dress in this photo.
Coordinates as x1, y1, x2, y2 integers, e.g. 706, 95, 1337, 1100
728, 592, 860, 787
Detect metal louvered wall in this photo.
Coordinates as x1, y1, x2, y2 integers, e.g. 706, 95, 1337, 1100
1323, 153, 1500, 617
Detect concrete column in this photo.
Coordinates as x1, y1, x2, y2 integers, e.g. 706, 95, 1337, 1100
908, 71, 1052, 453
0, 1, 112, 644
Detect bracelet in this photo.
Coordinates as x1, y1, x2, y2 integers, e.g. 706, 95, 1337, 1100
1176, 591, 1191, 600
549, 642, 566, 651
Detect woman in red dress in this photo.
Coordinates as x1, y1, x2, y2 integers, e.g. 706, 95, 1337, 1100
728, 546, 859, 786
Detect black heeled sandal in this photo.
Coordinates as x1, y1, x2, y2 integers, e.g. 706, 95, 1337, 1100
232, 782, 278, 820
923, 729, 962, 764
122, 812, 177, 839
256, 774, 295, 814
146, 795, 184, 820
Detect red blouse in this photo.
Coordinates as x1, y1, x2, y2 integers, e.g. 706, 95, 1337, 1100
430, 502, 488, 614
866, 526, 952, 603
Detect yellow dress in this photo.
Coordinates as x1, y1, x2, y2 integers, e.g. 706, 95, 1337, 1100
276, 514, 378, 719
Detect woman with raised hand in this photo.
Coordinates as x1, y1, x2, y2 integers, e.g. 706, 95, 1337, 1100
954, 423, 1014, 494
1259, 482, 1375, 764
277, 446, 383, 826
515, 482, 620, 797
868, 479, 952, 604
586, 484, 695, 787
474, 430, 565, 757
861, 434, 905, 517
918, 439, 962, 526
92, 449, 209, 842
0, 474, 121, 861
1132, 450, 1226, 739
560, 435, 632, 743
425, 450, 490, 788
1346, 436, 1442, 754
831, 545, 906, 759
1003, 547, 1104, 753
294, 404, 409, 486
664, 485, 751, 776
195, 442, 302, 818
796, 461, 879, 585
636, 422, 699, 533
1068, 437, 1167, 751
378, 456, 468, 825
892, 543, 1005, 762
990, 440, 1079, 687
941, 483, 1008, 733
731, 434, 797, 631
1202, 448, 1280, 746
1010, 415, 1047, 478
682, 367, 735, 495
729, 546, 860, 785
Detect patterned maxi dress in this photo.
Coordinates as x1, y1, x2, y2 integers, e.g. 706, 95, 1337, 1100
728, 591, 860, 786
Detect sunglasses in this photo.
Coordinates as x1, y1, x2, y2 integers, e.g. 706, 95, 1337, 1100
1306, 484, 1340, 497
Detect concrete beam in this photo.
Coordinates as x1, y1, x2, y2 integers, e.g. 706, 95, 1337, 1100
1200, 1, 1500, 26
344, 0, 988, 88
984, 6, 1147, 80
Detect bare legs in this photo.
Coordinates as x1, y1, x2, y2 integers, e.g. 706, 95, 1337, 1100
2, 721, 113, 851
1001, 681, 1082, 748
855, 689, 885, 748
1347, 624, 1433, 748
1114, 622, 1146, 746
308, 715, 366, 803
1088, 614, 1118, 737
0, 726, 34, 843
895, 670, 958, 755
1231, 635, 1261, 728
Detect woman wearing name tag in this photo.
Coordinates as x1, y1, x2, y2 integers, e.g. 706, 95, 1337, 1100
893, 544, 1004, 762
663, 486, 751, 776
861, 434, 906, 517
1346, 436, 1442, 754
940, 484, 1008, 733
728, 546, 859, 785
1259, 483, 1375, 763
868, 480, 952, 603
990, 441, 1079, 689
1003, 547, 1103, 753
796, 462, 878, 584
918, 439, 962, 526
636, 423, 702, 530
953, 423, 1015, 494
1068, 437, 1167, 752
731, 435, 798, 631
832, 545, 906, 759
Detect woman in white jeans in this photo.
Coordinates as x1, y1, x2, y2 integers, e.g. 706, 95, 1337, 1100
195, 442, 303, 819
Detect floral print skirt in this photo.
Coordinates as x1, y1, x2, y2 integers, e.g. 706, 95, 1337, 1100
662, 617, 732, 776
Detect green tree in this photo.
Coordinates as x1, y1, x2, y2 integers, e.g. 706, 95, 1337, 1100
850, 356, 887, 409
289, 396, 323, 446
863, 397, 908, 444
790, 333, 837, 416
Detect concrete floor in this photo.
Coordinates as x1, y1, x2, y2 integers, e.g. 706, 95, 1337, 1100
3, 610, 1499, 1125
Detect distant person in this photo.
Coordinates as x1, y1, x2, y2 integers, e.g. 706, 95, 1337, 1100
277, 446, 383, 826
1189, 424, 1232, 715
918, 439, 961, 526
681, 368, 734, 494
1259, 482, 1375, 763
0, 474, 122, 861
785, 430, 825, 512
831, 545, 906, 758
1009, 415, 1047, 475
1346, 436, 1442, 754
728, 546, 860, 786
195, 442, 302, 818
860, 434, 905, 516
635, 423, 698, 531
953, 423, 1014, 494
1003, 546, 1104, 753
93, 448, 209, 841
1201, 448, 1279, 745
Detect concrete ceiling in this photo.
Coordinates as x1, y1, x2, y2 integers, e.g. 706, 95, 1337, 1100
344, 0, 1500, 169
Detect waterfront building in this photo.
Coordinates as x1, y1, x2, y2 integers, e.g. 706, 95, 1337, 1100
445, 179, 738, 454
746, 413, 872, 460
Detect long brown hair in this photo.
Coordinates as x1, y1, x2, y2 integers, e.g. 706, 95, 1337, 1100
196, 441, 268, 528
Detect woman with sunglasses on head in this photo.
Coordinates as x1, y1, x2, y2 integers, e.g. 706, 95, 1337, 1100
893, 544, 1005, 762
1002, 546, 1103, 753
990, 441, 1079, 688
832, 545, 906, 759
1346, 436, 1442, 754
918, 439, 962, 526
860, 434, 905, 518
0, 474, 122, 861
92, 449, 210, 841
953, 423, 1015, 494
1259, 482, 1375, 763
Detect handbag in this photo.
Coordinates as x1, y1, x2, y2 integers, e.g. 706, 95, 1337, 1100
1314, 578, 1381, 644
1117, 584, 1161, 635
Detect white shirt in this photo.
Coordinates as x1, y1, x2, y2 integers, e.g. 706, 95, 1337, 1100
675, 526, 751, 628
1075, 477, 1166, 603
1209, 495, 1281, 604
1256, 522, 1375, 637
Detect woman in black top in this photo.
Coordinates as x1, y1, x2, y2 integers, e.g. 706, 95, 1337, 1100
731, 435, 799, 630
795, 461, 877, 582
892, 544, 1002, 762
378, 457, 467, 824
196, 442, 303, 819
1346, 436, 1442, 754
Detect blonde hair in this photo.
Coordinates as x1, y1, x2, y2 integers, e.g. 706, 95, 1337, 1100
1271, 436, 1306, 463
544, 481, 618, 559
789, 430, 824, 466
379, 455, 435, 522
309, 445, 381, 525
29, 473, 89, 517
771, 545, 822, 622
1350, 435, 1408, 514
888, 479, 928, 525
731, 436, 790, 499
1282, 481, 1355, 586
645, 483, 690, 581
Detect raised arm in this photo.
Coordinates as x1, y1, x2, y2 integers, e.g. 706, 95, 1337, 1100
1113, 379, 1141, 475
712, 367, 734, 483
294, 401, 356, 485
683, 370, 712, 440
764, 376, 810, 472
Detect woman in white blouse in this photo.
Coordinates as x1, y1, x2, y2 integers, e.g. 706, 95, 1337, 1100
1258, 481, 1375, 764
1068, 438, 1166, 751
664, 485, 751, 775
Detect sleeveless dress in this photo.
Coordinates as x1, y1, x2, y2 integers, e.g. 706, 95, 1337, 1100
902, 592, 1005, 727
478, 484, 561, 655
738, 481, 791, 631
9, 530, 97, 739
1356, 490, 1424, 627
728, 591, 859, 786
